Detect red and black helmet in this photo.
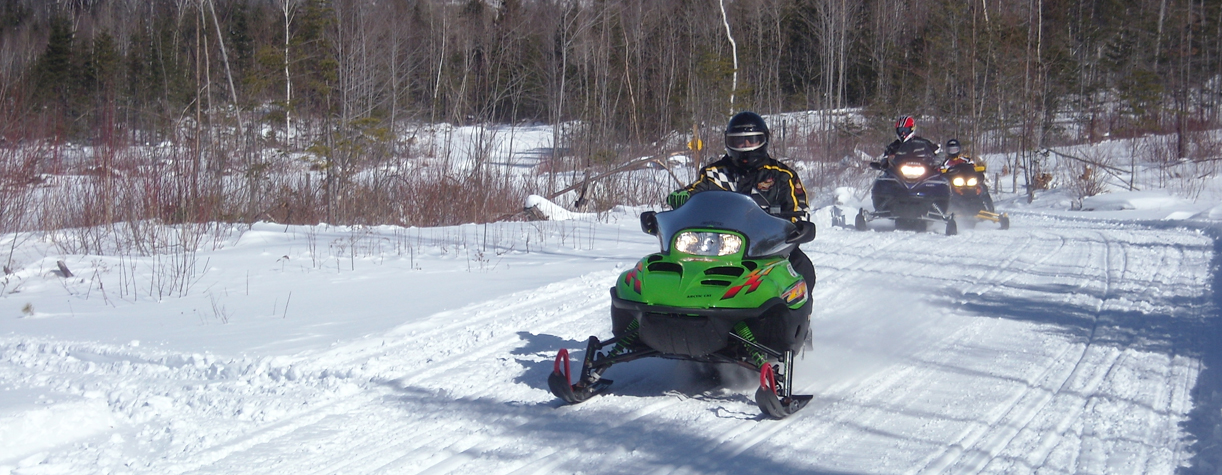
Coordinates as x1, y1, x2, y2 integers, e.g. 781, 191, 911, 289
895, 116, 916, 142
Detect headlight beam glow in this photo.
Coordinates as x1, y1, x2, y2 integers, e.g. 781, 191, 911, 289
674, 232, 742, 256
899, 164, 926, 179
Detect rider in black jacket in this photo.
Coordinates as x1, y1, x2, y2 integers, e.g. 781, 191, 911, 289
880, 115, 939, 168
666, 112, 814, 289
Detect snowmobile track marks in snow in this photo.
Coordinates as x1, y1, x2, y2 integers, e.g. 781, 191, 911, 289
917, 230, 1118, 473
914, 227, 1202, 474
167, 273, 623, 475
37, 218, 1208, 475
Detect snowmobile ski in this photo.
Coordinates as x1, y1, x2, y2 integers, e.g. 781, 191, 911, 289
974, 210, 1011, 229
549, 344, 613, 404
755, 364, 812, 418
550, 334, 662, 405
754, 351, 813, 419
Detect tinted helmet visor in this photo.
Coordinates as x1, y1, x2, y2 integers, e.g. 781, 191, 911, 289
726, 132, 766, 152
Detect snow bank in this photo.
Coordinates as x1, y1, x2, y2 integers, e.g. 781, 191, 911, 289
523, 194, 597, 221
0, 398, 116, 463
1001, 187, 1214, 222
1081, 190, 1194, 211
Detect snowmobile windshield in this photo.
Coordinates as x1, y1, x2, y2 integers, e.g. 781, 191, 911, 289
656, 191, 797, 258
945, 162, 977, 174
892, 140, 937, 167
891, 140, 939, 181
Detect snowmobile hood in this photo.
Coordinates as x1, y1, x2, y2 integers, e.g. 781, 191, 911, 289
617, 254, 807, 310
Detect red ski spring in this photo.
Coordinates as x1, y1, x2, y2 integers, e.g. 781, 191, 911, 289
760, 364, 778, 395
554, 348, 572, 386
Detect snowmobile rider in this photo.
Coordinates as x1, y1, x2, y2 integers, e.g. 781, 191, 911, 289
941, 138, 973, 170
877, 115, 940, 169
940, 138, 991, 195
664, 111, 815, 290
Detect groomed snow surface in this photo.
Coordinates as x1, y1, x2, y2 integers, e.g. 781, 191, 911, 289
1, 191, 1221, 474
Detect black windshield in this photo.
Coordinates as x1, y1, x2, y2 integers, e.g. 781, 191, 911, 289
893, 140, 937, 166
656, 191, 797, 258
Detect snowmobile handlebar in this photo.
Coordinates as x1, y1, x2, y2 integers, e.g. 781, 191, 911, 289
787, 220, 816, 244
768, 209, 809, 219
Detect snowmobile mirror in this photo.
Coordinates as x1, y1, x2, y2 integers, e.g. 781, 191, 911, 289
786, 221, 816, 244
640, 211, 658, 235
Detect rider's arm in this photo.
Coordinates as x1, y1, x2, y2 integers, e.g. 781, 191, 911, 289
764, 164, 809, 221
684, 164, 735, 193
668, 163, 734, 208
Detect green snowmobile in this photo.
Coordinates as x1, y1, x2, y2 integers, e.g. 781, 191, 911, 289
549, 191, 817, 419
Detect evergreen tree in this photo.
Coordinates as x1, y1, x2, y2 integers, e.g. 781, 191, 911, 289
33, 17, 76, 112
83, 32, 120, 98
228, 1, 255, 100
292, 0, 337, 117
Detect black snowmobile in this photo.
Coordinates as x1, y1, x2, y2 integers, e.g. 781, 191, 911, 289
856, 140, 957, 235
942, 161, 1009, 229
548, 191, 817, 419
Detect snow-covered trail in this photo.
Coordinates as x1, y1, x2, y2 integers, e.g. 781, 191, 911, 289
1, 215, 1216, 474
798, 218, 1209, 474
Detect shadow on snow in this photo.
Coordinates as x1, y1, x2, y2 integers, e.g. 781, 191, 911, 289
378, 382, 861, 475
1181, 225, 1222, 474
925, 216, 1221, 473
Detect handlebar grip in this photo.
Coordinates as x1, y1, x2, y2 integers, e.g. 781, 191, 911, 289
765, 207, 809, 219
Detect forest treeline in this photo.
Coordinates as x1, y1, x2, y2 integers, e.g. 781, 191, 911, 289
1, 0, 1221, 228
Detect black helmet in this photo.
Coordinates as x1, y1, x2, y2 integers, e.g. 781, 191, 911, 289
895, 115, 916, 141
725, 111, 770, 168
946, 138, 961, 157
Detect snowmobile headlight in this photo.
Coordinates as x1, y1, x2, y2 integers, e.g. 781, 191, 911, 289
952, 176, 966, 187
899, 164, 926, 179
966, 177, 978, 186
674, 232, 742, 256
